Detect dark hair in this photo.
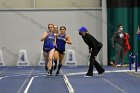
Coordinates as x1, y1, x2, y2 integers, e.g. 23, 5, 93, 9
60, 26, 66, 30
138, 25, 140, 28
79, 32, 82, 35
48, 24, 54, 29
117, 24, 123, 28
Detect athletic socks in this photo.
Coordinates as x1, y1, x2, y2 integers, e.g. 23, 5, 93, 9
55, 64, 62, 76
55, 70, 59, 76
58, 64, 62, 71
46, 64, 62, 76
45, 66, 48, 71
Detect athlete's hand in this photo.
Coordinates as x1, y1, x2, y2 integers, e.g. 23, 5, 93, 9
64, 38, 68, 43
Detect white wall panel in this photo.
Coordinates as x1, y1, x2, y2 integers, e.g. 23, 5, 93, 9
0, 0, 101, 8
0, 9, 102, 66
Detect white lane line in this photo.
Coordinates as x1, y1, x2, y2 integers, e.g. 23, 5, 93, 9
0, 74, 36, 80
66, 72, 87, 76
101, 77, 128, 93
0, 76, 10, 80
24, 76, 38, 93
0, 75, 30, 80
64, 70, 132, 93
63, 75, 74, 93
60, 70, 74, 93
17, 67, 35, 93
0, 67, 8, 74
65, 69, 140, 76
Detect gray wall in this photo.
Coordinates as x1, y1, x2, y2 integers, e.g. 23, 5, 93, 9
0, 9, 103, 66
0, 0, 101, 8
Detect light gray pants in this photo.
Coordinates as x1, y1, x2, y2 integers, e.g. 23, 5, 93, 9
115, 44, 124, 64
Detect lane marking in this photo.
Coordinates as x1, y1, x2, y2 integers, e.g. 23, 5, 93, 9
64, 69, 138, 93
60, 70, 74, 93
0, 74, 36, 80
101, 77, 128, 93
63, 75, 74, 93
0, 67, 8, 74
65, 69, 140, 76
24, 76, 38, 93
0, 76, 10, 80
0, 72, 46, 76
17, 67, 35, 93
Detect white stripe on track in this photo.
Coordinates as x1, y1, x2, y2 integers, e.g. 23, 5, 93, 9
0, 74, 34, 80
24, 76, 38, 93
101, 77, 128, 93
65, 69, 140, 76
17, 67, 35, 93
64, 69, 135, 93
60, 70, 74, 93
0, 67, 8, 74
0, 76, 10, 80
63, 75, 74, 93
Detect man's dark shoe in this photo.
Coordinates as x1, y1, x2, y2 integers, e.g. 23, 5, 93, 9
84, 72, 93, 77
98, 70, 105, 76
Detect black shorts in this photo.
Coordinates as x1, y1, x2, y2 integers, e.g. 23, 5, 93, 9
55, 48, 65, 55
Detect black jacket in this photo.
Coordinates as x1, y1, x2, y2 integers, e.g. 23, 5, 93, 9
82, 33, 103, 56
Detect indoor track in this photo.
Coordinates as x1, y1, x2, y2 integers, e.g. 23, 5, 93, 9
0, 66, 140, 93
